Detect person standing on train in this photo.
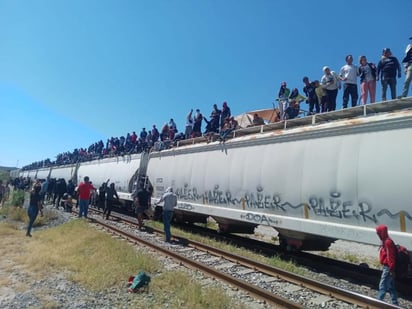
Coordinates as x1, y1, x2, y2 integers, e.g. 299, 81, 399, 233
104, 183, 119, 220
321, 66, 340, 111
339, 54, 358, 108
358, 55, 377, 104
377, 48, 402, 101
220, 102, 231, 129
401, 43, 412, 98
376, 224, 398, 306
155, 187, 177, 243
185, 109, 194, 139
76, 176, 96, 219
192, 109, 203, 137
277, 81, 290, 120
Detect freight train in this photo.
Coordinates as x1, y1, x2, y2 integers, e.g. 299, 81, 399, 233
12, 98, 412, 256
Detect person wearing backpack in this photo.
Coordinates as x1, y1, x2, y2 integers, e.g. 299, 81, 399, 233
302, 77, 320, 115
376, 224, 398, 306
358, 56, 377, 104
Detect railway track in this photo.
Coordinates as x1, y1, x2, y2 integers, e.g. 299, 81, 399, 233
81, 209, 401, 308
176, 222, 412, 297
98, 206, 412, 297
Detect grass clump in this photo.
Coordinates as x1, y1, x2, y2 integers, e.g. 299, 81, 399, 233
14, 219, 243, 308
153, 271, 241, 309
22, 219, 159, 290
5, 205, 27, 221
0, 221, 21, 235
10, 189, 25, 207
1, 202, 58, 228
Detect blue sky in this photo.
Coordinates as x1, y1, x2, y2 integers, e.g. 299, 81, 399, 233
1, 0, 411, 168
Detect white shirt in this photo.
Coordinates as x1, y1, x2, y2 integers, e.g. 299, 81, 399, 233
339, 64, 358, 85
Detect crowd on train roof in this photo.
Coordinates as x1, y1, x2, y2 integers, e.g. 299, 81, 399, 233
21, 41, 412, 171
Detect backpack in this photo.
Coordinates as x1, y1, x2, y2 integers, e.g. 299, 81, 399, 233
128, 271, 151, 292
395, 244, 410, 279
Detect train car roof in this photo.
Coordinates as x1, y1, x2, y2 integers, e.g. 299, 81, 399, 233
172, 97, 412, 150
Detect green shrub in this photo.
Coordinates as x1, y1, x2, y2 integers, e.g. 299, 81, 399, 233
11, 189, 25, 207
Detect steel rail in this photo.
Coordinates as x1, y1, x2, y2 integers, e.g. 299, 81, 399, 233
103, 213, 400, 309
92, 218, 303, 309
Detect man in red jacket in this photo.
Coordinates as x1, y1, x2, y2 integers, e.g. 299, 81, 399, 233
76, 176, 96, 219
376, 224, 398, 305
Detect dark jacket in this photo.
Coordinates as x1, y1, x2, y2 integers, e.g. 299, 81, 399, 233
377, 56, 401, 79
376, 224, 397, 272
106, 186, 119, 201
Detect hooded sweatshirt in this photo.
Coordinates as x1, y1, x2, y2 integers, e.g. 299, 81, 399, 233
376, 224, 397, 272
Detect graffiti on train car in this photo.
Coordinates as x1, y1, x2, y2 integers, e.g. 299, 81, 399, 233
175, 184, 243, 205
177, 203, 194, 211
174, 183, 412, 224
240, 213, 281, 225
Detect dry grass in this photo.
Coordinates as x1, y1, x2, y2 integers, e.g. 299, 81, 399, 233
153, 271, 236, 309
0, 222, 32, 292
20, 219, 159, 289
0, 219, 245, 308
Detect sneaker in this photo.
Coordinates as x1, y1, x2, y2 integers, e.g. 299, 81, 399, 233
26, 233, 32, 237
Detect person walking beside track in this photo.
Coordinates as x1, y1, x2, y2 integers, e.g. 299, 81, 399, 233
26, 184, 42, 237
376, 224, 399, 306
76, 176, 96, 219
155, 187, 177, 243
103, 183, 119, 220
132, 181, 150, 230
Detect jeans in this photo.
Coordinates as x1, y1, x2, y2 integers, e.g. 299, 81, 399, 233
326, 89, 338, 111
381, 77, 397, 100
377, 265, 398, 305
27, 204, 39, 235
402, 65, 412, 97
104, 200, 113, 219
278, 99, 288, 120
342, 83, 358, 108
163, 210, 174, 242
220, 129, 233, 141
308, 99, 320, 114
79, 199, 89, 218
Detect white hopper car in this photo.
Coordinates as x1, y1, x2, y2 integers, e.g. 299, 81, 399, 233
15, 99, 412, 253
